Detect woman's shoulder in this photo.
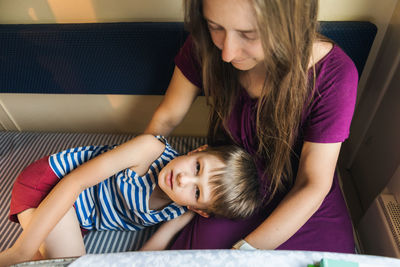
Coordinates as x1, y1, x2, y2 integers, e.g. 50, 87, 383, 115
302, 41, 359, 143
174, 35, 203, 88
310, 40, 334, 67
309, 40, 359, 98
313, 40, 358, 77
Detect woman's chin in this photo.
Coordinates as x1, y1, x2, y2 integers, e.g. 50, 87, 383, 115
232, 61, 255, 71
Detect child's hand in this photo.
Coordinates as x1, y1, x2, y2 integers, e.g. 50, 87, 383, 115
0, 247, 25, 267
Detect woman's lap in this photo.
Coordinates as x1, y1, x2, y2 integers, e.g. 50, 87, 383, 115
170, 176, 355, 253
170, 211, 266, 249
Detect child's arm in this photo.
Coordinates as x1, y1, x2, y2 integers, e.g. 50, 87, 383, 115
140, 211, 195, 251
0, 134, 164, 266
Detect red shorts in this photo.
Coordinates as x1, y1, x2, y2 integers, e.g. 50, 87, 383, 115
9, 156, 60, 223
9, 156, 90, 236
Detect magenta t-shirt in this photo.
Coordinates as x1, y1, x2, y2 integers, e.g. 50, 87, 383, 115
175, 36, 357, 147
172, 36, 357, 253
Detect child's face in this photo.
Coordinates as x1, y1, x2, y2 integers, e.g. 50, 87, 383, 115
158, 152, 226, 210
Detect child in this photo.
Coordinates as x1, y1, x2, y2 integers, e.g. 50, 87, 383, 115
0, 134, 259, 266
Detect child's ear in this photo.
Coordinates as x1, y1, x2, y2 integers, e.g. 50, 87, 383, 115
187, 144, 208, 155
187, 206, 210, 218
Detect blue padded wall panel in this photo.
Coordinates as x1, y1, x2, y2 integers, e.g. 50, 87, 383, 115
0, 21, 376, 94
0, 22, 188, 94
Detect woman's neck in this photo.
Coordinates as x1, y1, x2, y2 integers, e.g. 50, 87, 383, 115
240, 64, 266, 99
308, 40, 333, 69
240, 40, 333, 99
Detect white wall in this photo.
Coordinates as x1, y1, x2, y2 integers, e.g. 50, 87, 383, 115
0, 94, 209, 135
0, 0, 395, 24
0, 0, 184, 23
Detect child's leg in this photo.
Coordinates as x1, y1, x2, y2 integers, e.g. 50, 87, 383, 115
18, 207, 86, 259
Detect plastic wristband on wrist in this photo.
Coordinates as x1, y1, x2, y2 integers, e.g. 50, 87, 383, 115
232, 239, 256, 250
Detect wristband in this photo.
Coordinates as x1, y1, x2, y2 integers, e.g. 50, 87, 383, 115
232, 239, 256, 250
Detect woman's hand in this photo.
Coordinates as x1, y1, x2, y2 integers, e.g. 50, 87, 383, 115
187, 144, 208, 155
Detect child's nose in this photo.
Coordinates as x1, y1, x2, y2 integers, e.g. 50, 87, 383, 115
177, 173, 195, 187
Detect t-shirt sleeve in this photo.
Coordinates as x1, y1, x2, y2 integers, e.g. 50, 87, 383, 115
303, 46, 358, 143
174, 35, 203, 89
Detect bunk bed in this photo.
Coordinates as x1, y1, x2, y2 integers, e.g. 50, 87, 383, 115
0, 21, 382, 265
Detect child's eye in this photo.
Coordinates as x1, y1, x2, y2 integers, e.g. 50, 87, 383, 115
195, 161, 200, 175
195, 186, 200, 200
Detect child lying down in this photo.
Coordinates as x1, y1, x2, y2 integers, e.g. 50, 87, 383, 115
0, 134, 260, 266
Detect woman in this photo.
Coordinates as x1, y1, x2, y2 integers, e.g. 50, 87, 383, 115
145, 0, 357, 252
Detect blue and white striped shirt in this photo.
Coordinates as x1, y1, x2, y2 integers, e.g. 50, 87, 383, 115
48, 136, 186, 231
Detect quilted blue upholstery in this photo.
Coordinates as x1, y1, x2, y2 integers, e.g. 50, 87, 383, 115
0, 21, 376, 95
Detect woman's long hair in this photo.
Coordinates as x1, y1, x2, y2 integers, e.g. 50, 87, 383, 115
184, 0, 319, 200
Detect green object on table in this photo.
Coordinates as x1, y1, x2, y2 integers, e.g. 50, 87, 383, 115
320, 258, 358, 267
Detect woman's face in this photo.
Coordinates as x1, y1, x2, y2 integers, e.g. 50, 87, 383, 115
202, 0, 265, 71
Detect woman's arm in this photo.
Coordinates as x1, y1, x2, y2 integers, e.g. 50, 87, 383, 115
144, 66, 200, 136
242, 141, 341, 249
140, 211, 195, 251
0, 134, 164, 265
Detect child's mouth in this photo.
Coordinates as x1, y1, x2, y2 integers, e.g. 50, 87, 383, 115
166, 170, 173, 189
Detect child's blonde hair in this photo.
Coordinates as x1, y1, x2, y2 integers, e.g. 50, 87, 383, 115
197, 145, 260, 219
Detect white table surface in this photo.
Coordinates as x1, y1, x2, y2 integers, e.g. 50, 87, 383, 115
68, 249, 400, 267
